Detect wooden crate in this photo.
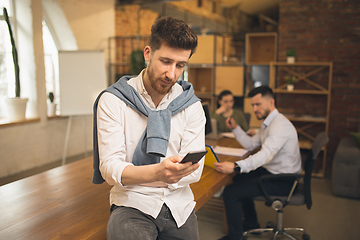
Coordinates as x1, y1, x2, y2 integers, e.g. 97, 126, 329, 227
188, 67, 213, 94
189, 35, 224, 64
215, 66, 244, 96
245, 32, 277, 65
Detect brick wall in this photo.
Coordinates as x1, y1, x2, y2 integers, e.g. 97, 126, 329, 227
278, 0, 360, 176
115, 5, 158, 36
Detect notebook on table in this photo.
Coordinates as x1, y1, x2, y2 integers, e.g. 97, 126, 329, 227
204, 145, 220, 169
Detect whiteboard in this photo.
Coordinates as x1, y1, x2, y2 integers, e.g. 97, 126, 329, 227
59, 51, 107, 116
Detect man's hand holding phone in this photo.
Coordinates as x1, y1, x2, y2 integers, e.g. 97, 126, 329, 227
155, 152, 206, 184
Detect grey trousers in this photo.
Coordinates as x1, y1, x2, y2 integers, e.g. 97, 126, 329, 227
107, 204, 199, 240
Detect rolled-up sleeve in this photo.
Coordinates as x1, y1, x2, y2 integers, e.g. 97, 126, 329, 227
97, 93, 132, 186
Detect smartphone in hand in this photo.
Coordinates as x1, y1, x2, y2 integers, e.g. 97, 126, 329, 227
180, 150, 208, 164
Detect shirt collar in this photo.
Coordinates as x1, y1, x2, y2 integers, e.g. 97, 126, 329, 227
262, 108, 279, 129
133, 69, 147, 95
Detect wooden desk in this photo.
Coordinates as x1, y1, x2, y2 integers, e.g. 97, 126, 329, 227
0, 137, 245, 239
192, 137, 245, 210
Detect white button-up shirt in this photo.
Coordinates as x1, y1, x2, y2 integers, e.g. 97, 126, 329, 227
97, 72, 205, 227
233, 109, 301, 174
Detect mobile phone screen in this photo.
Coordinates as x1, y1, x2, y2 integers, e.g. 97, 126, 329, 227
180, 150, 208, 164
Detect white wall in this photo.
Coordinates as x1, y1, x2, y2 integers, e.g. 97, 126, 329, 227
0, 0, 115, 178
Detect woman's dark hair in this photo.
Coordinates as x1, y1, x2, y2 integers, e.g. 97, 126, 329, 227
217, 90, 233, 108
218, 90, 233, 101
149, 16, 198, 57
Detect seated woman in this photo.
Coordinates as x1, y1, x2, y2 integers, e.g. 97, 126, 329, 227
212, 90, 254, 135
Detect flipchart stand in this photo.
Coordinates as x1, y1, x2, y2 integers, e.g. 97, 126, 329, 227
62, 116, 89, 165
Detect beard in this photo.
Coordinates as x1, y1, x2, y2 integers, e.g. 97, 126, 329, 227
256, 108, 270, 120
146, 63, 176, 95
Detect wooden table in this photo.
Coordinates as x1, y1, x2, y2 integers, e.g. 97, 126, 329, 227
0, 137, 246, 240
191, 137, 245, 210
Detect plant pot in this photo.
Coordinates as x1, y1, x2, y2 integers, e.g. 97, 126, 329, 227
287, 84, 294, 91
48, 103, 57, 116
287, 56, 295, 64
5, 97, 28, 121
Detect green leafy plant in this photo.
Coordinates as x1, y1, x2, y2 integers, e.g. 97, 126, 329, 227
3, 7, 20, 98
286, 48, 297, 57
129, 50, 145, 75
48, 92, 54, 103
285, 75, 297, 85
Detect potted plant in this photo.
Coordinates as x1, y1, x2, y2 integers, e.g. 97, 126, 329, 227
47, 92, 57, 116
285, 75, 296, 91
129, 50, 145, 75
286, 48, 297, 64
3, 7, 28, 121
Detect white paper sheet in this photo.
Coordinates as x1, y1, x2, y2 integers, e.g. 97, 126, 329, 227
213, 146, 248, 157
219, 132, 235, 138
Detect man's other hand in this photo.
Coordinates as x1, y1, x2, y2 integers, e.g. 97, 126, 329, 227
225, 117, 238, 130
247, 128, 256, 136
213, 161, 235, 175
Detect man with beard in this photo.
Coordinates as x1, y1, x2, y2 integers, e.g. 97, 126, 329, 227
92, 17, 205, 240
214, 86, 301, 240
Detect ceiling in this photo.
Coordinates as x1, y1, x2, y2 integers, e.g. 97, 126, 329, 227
117, 0, 281, 16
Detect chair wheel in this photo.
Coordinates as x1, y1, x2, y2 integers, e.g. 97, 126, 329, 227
302, 233, 310, 240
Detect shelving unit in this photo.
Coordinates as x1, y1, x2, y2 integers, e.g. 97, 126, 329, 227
187, 65, 214, 107
243, 32, 278, 127
269, 62, 333, 178
245, 32, 278, 65
187, 34, 245, 111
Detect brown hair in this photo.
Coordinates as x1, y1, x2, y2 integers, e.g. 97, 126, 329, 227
149, 16, 198, 57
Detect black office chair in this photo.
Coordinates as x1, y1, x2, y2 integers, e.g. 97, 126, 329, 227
243, 132, 329, 240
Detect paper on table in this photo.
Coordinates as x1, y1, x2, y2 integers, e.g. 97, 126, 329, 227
219, 132, 235, 138
213, 146, 248, 157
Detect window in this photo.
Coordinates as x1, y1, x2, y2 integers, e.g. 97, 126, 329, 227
0, 0, 63, 121
0, 0, 15, 119
42, 20, 59, 114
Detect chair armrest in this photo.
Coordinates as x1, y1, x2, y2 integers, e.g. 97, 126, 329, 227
258, 173, 303, 207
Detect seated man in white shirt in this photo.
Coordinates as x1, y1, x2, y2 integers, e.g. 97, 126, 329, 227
93, 16, 206, 240
214, 86, 301, 240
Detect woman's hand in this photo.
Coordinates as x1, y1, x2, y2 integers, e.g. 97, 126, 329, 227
215, 105, 227, 115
